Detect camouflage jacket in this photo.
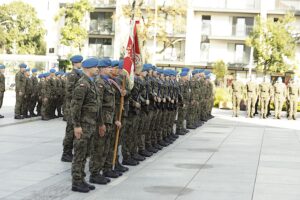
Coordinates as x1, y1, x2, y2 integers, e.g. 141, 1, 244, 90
71, 74, 102, 127
0, 72, 5, 92
101, 75, 116, 125
15, 71, 26, 93
31, 76, 39, 96
25, 77, 33, 97
66, 69, 81, 101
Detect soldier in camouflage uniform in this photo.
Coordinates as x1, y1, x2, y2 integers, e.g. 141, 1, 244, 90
49, 69, 57, 119
246, 75, 258, 118
22, 68, 33, 118
29, 68, 38, 117
287, 77, 300, 120
41, 72, 51, 120
14, 63, 27, 119
186, 70, 198, 128
259, 76, 273, 119
231, 75, 244, 117
273, 77, 286, 119
61, 55, 83, 162
55, 71, 64, 117
61, 73, 66, 118
71, 58, 101, 193
36, 74, 44, 116
0, 64, 5, 118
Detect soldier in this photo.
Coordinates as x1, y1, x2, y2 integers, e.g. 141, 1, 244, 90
41, 72, 52, 120
49, 68, 57, 119
273, 77, 286, 119
36, 74, 44, 116
61, 55, 83, 162
231, 75, 244, 117
55, 71, 64, 117
61, 73, 67, 118
246, 75, 258, 118
287, 77, 300, 120
22, 68, 33, 118
259, 76, 272, 119
71, 58, 101, 193
176, 68, 190, 135
0, 64, 5, 118
14, 63, 27, 119
29, 68, 38, 117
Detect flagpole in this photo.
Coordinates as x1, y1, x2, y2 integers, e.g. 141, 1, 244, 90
112, 0, 136, 171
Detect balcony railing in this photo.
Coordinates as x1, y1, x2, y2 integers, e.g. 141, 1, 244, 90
92, 0, 116, 7
89, 19, 114, 35
232, 25, 253, 37
194, 0, 260, 10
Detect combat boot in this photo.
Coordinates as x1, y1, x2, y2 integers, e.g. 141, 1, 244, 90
14, 115, 24, 119
103, 170, 119, 178
183, 129, 189, 133
113, 170, 123, 177
187, 125, 196, 129
89, 174, 108, 185
139, 149, 153, 157
0, 114, 4, 118
132, 153, 146, 161
72, 182, 90, 193
146, 146, 158, 153
122, 158, 139, 166
83, 180, 95, 190
158, 140, 168, 147
115, 164, 129, 172
171, 134, 179, 139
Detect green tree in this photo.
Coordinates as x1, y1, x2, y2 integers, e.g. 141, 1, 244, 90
55, 0, 93, 52
0, 1, 46, 55
246, 14, 296, 74
212, 60, 227, 87
122, 0, 187, 62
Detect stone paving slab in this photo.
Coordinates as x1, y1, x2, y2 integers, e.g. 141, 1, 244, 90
0, 109, 300, 200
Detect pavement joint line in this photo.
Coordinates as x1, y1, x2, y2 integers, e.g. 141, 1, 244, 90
174, 117, 236, 200
0, 117, 41, 128
250, 126, 265, 200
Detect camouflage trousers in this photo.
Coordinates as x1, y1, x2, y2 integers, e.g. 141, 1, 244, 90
62, 119, 74, 155
176, 106, 187, 133
14, 92, 24, 116
247, 96, 257, 117
288, 97, 298, 119
260, 97, 270, 117
89, 124, 113, 176
274, 96, 284, 118
104, 123, 117, 170
36, 97, 42, 115
22, 95, 31, 116
56, 95, 63, 115
123, 112, 140, 159
138, 111, 148, 151
41, 98, 51, 119
0, 92, 3, 109
187, 103, 196, 127
232, 95, 241, 116
143, 110, 154, 148
72, 123, 94, 184
150, 109, 160, 145
29, 94, 38, 114
154, 109, 164, 142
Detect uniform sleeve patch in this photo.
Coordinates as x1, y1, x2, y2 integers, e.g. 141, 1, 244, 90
80, 84, 85, 87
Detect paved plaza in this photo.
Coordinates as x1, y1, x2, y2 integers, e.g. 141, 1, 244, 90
0, 101, 300, 200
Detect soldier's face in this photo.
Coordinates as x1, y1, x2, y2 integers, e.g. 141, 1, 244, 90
73, 62, 81, 69
0, 69, 4, 74
90, 67, 99, 77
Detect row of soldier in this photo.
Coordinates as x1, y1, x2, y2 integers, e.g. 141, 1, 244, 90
232, 75, 300, 120
59, 55, 214, 193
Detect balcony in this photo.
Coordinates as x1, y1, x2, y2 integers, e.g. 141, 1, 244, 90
91, 0, 116, 8
208, 25, 253, 41
194, 0, 260, 12
232, 25, 253, 37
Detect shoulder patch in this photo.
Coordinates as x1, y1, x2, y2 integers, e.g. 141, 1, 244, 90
80, 84, 85, 87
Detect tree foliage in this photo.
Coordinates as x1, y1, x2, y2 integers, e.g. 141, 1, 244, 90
55, 0, 93, 52
246, 14, 296, 74
0, 1, 46, 55
122, 0, 187, 61
212, 60, 227, 86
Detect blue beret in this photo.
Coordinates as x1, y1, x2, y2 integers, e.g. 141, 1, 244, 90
19, 63, 27, 68
0, 64, 5, 69
180, 71, 188, 77
98, 58, 112, 67
204, 70, 211, 75
82, 58, 98, 68
25, 68, 30, 72
192, 70, 198, 75
44, 72, 50, 77
164, 69, 170, 76
118, 60, 124, 69
152, 65, 156, 71
111, 60, 119, 67
156, 68, 163, 74
70, 55, 83, 63
142, 64, 152, 72
50, 68, 56, 73
55, 72, 60, 76
182, 67, 189, 72
38, 74, 44, 79
32, 68, 37, 73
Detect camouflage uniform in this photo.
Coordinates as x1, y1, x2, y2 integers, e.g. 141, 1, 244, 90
71, 74, 101, 186
231, 80, 244, 117
36, 77, 43, 116
15, 71, 26, 117
22, 75, 33, 117
273, 82, 286, 119
56, 76, 63, 117
246, 80, 258, 118
41, 77, 51, 120
0, 71, 5, 112
176, 78, 189, 134
287, 82, 300, 120
29, 75, 38, 116
259, 82, 272, 118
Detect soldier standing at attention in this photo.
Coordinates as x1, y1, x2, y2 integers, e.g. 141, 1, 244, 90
287, 77, 300, 120
15, 63, 27, 119
246, 75, 258, 118
36, 74, 44, 116
0, 64, 5, 118
23, 68, 33, 118
61, 55, 83, 162
273, 77, 286, 119
259, 76, 272, 119
231, 75, 244, 117
29, 68, 39, 117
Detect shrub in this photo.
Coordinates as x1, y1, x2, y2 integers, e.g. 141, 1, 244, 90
214, 87, 231, 108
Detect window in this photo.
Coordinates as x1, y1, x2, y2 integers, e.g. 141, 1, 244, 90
90, 12, 114, 34
200, 42, 210, 61
201, 15, 211, 35
235, 44, 244, 63
49, 48, 55, 54
274, 18, 279, 22
88, 38, 113, 57
232, 17, 254, 36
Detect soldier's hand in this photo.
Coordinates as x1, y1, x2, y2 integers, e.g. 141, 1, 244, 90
154, 96, 157, 102
146, 100, 150, 105
115, 121, 122, 128
43, 98, 48, 102
99, 125, 106, 137
163, 98, 166, 103
171, 99, 174, 104
74, 127, 83, 139
135, 102, 141, 108
157, 97, 161, 103
19, 92, 23, 96
121, 89, 126, 97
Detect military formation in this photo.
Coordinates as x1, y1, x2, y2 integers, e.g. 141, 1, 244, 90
231, 75, 300, 120
56, 55, 214, 193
